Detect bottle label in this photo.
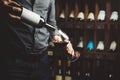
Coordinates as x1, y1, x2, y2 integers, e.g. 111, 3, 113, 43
56, 75, 62, 80
65, 76, 72, 80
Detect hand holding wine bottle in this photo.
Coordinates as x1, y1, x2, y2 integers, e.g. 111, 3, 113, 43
0, 0, 80, 61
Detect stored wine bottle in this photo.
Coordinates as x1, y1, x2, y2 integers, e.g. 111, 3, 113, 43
77, 36, 84, 51
68, 10, 75, 22
87, 40, 94, 51
65, 60, 72, 80
97, 0, 106, 22
84, 72, 92, 80
87, 0, 95, 22
59, 11, 66, 22
105, 73, 114, 80
67, 0, 75, 22
48, 50, 54, 78
76, 61, 83, 80
76, 0, 85, 22
55, 59, 63, 80
76, 12, 85, 21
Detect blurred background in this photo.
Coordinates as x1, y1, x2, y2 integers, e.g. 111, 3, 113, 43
48, 0, 120, 80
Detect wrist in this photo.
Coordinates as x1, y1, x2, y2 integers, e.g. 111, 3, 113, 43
71, 50, 75, 57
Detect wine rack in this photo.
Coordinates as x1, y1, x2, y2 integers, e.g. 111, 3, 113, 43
48, 0, 120, 80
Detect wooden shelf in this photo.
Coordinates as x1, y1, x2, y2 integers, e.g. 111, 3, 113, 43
49, 0, 120, 80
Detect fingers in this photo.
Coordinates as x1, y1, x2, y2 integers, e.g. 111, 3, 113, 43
9, 13, 21, 20
0, 0, 12, 5
74, 51, 80, 58
11, 6, 22, 13
0, 0, 8, 5
66, 41, 74, 55
0, 0, 22, 20
9, 0, 21, 7
9, 6, 22, 17
64, 39, 69, 43
5, 0, 22, 15
8, 5, 22, 20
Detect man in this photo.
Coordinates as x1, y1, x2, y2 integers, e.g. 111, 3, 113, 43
0, 0, 79, 80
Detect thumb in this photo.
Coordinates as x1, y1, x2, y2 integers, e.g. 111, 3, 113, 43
8, 0, 21, 7
63, 39, 69, 43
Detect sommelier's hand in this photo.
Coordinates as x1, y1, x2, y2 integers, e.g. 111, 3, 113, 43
52, 35, 80, 59
64, 39, 80, 59
0, 0, 22, 20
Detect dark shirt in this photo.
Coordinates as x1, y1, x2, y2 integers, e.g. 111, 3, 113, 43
0, 0, 57, 54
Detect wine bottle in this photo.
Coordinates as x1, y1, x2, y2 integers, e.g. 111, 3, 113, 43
97, 10, 106, 21
97, 0, 106, 22
87, 40, 94, 51
110, 11, 119, 21
87, 12, 95, 21
77, 36, 84, 50
67, 0, 75, 22
77, 12, 85, 21
65, 60, 72, 80
76, 61, 83, 80
87, 0, 95, 22
96, 41, 104, 51
59, 11, 66, 22
68, 10, 75, 22
76, 0, 85, 22
55, 59, 63, 80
